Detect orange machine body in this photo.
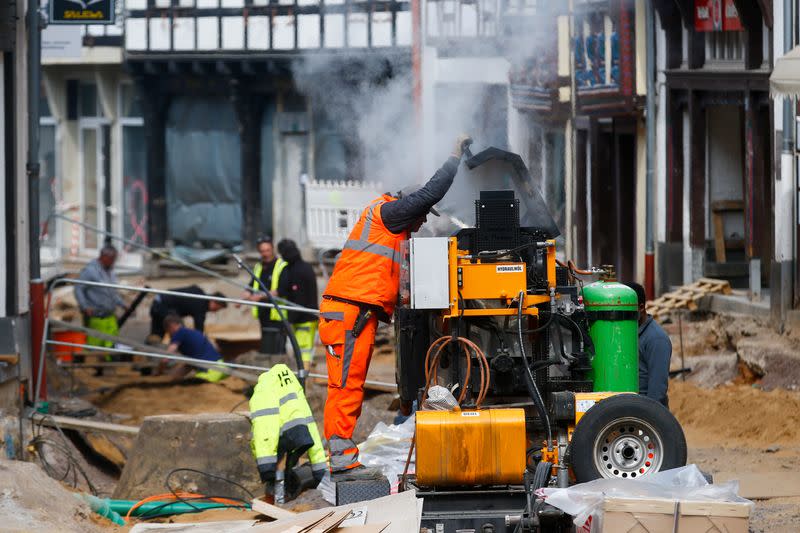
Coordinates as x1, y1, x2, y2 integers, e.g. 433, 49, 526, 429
415, 408, 527, 486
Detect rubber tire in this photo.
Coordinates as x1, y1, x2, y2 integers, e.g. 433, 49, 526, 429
569, 394, 687, 483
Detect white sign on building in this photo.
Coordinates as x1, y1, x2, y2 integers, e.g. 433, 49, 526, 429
42, 25, 82, 59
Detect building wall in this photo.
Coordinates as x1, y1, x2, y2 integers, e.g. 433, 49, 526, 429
39, 60, 145, 270
0, 0, 31, 411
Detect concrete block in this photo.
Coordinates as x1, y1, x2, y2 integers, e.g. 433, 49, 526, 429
737, 339, 800, 391
681, 353, 738, 388
113, 413, 262, 500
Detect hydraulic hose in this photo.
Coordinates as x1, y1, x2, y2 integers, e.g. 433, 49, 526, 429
232, 254, 306, 385
518, 292, 552, 451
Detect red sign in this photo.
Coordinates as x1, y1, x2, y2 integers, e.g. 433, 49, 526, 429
694, 0, 742, 32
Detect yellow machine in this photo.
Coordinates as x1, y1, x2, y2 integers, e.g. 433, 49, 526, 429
398, 185, 686, 532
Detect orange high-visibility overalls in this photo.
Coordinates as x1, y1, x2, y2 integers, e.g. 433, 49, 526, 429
320, 194, 407, 472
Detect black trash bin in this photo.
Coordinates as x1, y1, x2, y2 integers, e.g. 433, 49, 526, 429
260, 324, 287, 355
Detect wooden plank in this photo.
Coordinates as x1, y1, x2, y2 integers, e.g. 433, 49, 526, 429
712, 211, 727, 263
34, 414, 140, 435
0, 354, 19, 364
710, 199, 745, 212
251, 498, 297, 519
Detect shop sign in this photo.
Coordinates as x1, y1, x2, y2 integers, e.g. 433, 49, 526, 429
50, 0, 115, 25
694, 0, 742, 32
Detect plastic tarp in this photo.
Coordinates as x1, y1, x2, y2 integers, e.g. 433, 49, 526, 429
166, 97, 242, 246
317, 415, 416, 504
542, 464, 753, 531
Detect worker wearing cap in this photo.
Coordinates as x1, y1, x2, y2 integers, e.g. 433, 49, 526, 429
320, 134, 472, 477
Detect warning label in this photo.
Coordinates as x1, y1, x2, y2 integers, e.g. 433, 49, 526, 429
496, 265, 524, 273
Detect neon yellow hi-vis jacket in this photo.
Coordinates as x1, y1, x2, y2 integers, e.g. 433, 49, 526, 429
249, 363, 327, 483
251, 259, 288, 321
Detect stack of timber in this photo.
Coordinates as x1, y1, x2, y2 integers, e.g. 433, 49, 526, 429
647, 278, 732, 321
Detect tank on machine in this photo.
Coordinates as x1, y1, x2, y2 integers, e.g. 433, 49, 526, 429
582, 273, 640, 393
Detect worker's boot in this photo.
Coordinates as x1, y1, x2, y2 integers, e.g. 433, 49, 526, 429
328, 436, 383, 481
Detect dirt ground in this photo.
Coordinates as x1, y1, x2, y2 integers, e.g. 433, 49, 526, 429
37, 283, 800, 531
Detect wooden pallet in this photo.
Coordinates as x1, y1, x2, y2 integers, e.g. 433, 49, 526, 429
647, 278, 732, 320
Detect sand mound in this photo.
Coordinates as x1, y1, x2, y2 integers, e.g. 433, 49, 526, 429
0, 460, 108, 532
90, 379, 249, 425
670, 380, 800, 447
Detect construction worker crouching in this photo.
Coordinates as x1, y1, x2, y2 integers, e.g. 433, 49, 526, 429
162, 314, 228, 382
276, 239, 318, 370
320, 134, 472, 478
249, 363, 326, 503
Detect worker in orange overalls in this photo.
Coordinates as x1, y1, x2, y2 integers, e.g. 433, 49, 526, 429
320, 134, 472, 477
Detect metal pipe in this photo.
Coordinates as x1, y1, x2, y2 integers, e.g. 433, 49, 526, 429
54, 277, 319, 315
47, 340, 271, 373
45, 340, 396, 390
27, 0, 41, 278
784, 0, 794, 153
28, 0, 46, 401
47, 318, 261, 382
644, 0, 656, 299
52, 213, 291, 301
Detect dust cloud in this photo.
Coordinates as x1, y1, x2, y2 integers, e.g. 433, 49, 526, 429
290, 18, 556, 230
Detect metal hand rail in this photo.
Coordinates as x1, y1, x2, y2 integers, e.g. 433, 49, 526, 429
60, 277, 319, 315
34, 277, 395, 402
50, 212, 305, 309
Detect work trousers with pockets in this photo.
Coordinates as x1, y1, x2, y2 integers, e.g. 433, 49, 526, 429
318, 299, 378, 440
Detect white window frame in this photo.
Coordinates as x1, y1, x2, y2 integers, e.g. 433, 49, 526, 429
116, 82, 146, 263
39, 116, 61, 264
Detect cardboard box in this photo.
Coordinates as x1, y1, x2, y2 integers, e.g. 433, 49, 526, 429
601, 497, 750, 533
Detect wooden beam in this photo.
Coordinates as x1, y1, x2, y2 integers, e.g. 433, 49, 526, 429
731, 0, 764, 69
673, 0, 705, 69
756, 0, 772, 28
666, 89, 684, 243
688, 91, 706, 249
34, 414, 140, 435
652, 0, 683, 68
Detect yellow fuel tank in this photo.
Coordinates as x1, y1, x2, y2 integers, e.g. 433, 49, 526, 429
415, 408, 527, 486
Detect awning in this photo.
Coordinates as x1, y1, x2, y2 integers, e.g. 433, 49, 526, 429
770, 46, 800, 98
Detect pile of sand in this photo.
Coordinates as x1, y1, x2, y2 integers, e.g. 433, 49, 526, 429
0, 460, 109, 532
89, 378, 249, 425
670, 380, 800, 447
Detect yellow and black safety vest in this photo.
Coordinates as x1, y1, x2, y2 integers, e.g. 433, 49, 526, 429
249, 363, 326, 482
251, 258, 288, 321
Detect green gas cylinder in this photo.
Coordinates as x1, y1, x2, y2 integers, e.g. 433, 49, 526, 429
582, 278, 639, 392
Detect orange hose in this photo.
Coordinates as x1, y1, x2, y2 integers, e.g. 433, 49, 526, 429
567, 259, 594, 276
125, 492, 243, 521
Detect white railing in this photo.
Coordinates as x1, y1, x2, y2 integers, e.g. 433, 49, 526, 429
305, 180, 382, 250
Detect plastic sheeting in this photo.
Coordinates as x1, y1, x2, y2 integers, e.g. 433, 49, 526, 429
542, 464, 754, 531
318, 414, 417, 504
166, 97, 242, 246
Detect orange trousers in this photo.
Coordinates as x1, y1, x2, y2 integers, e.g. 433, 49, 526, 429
319, 299, 379, 440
